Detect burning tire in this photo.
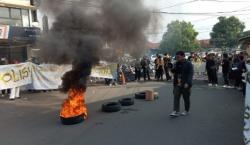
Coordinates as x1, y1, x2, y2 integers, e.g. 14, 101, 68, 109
119, 98, 134, 106
60, 114, 85, 125
102, 102, 121, 112
135, 92, 146, 99
60, 89, 87, 125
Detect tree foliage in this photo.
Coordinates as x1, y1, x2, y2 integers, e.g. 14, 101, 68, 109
159, 20, 199, 54
242, 30, 250, 38
210, 16, 245, 48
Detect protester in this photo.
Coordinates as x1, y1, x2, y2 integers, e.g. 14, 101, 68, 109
170, 51, 194, 117
156, 55, 164, 81
118, 69, 126, 85
222, 53, 231, 88
9, 59, 21, 100
206, 54, 218, 87
163, 53, 172, 81
188, 52, 195, 62
154, 54, 160, 80
141, 56, 151, 81
235, 55, 246, 90
134, 58, 141, 81
229, 56, 235, 86
0, 57, 10, 97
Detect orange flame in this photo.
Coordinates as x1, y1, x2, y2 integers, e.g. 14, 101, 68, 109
60, 89, 87, 119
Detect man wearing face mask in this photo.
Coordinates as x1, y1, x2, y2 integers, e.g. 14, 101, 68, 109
170, 51, 194, 117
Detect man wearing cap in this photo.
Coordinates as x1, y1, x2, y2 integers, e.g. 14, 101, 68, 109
170, 51, 194, 117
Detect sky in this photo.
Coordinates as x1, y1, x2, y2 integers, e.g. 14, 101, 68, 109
143, 0, 250, 43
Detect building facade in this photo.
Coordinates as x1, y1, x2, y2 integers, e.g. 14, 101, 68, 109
0, 0, 40, 63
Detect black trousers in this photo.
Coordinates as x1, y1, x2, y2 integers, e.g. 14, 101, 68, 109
135, 68, 141, 81
243, 82, 246, 96
157, 67, 163, 80
207, 69, 218, 84
155, 68, 158, 79
164, 66, 171, 80
235, 71, 243, 87
173, 86, 191, 112
142, 68, 150, 80
223, 72, 229, 85
1, 89, 10, 94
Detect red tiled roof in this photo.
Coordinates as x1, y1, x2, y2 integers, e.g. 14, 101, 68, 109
146, 42, 159, 49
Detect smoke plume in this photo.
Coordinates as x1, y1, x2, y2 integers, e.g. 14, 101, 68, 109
38, 0, 154, 92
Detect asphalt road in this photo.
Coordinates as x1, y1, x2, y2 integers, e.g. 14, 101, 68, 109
0, 81, 244, 145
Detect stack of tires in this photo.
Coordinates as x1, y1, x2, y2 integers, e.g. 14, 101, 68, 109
102, 90, 159, 113
102, 98, 134, 113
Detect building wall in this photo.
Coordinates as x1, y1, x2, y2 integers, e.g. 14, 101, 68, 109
0, 0, 40, 62
0, 0, 37, 27
0, 0, 30, 6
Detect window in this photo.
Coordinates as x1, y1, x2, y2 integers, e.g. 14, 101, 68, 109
30, 0, 34, 6
22, 9, 30, 27
0, 8, 24, 27
31, 10, 38, 22
10, 8, 21, 19
0, 7, 10, 18
0, 19, 22, 26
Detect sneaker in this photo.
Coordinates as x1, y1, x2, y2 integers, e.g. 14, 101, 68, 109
223, 85, 227, 88
214, 84, 218, 87
208, 83, 212, 86
169, 111, 180, 117
181, 111, 189, 116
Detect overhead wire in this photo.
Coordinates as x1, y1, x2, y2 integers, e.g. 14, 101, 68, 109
199, 0, 250, 2
158, 0, 199, 10
153, 8, 250, 15
191, 5, 250, 22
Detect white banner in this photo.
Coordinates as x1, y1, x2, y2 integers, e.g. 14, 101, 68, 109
192, 62, 207, 80
27, 64, 72, 90
91, 64, 117, 79
0, 62, 117, 90
0, 63, 32, 90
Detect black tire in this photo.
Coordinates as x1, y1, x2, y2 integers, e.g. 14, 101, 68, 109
119, 98, 134, 106
60, 114, 85, 125
102, 102, 121, 113
135, 92, 146, 99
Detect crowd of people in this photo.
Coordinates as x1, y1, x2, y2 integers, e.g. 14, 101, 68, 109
205, 52, 247, 96
133, 53, 173, 82
121, 51, 248, 97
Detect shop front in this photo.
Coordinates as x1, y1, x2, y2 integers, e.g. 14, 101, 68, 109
0, 25, 40, 63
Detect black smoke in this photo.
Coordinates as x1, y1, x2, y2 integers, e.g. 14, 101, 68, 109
38, 0, 153, 92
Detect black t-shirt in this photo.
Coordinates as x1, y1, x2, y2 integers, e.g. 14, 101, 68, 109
206, 59, 216, 70
172, 61, 193, 87
222, 59, 230, 73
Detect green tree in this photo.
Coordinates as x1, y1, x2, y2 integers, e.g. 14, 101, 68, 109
242, 30, 250, 37
159, 20, 199, 54
210, 16, 245, 48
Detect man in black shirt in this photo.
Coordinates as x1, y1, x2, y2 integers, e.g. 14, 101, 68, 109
206, 54, 218, 86
141, 56, 151, 81
222, 53, 230, 87
170, 51, 194, 117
